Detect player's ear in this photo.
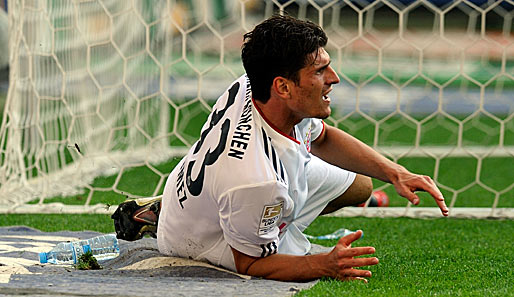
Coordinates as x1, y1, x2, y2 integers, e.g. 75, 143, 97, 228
271, 76, 291, 99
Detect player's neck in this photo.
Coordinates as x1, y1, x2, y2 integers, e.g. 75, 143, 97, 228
254, 98, 299, 138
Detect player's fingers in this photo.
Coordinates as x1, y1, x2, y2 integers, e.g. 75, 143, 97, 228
338, 276, 369, 283
435, 198, 449, 216
400, 189, 420, 205
338, 268, 373, 278
337, 246, 376, 258
338, 257, 379, 268
419, 176, 449, 216
349, 277, 368, 283
337, 230, 363, 247
421, 176, 445, 200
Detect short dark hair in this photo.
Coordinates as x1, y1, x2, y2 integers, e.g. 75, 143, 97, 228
241, 15, 328, 103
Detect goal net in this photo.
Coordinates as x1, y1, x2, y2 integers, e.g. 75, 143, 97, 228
1, 0, 513, 218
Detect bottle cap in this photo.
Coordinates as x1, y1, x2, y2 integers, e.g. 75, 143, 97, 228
82, 244, 91, 253
39, 252, 47, 263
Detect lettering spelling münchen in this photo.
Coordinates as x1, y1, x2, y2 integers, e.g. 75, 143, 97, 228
228, 80, 253, 160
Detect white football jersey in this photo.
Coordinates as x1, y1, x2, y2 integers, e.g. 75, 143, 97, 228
157, 74, 324, 271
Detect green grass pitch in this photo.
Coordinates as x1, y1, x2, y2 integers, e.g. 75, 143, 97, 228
1, 214, 512, 296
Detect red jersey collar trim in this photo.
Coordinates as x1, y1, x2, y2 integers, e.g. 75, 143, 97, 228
252, 98, 300, 144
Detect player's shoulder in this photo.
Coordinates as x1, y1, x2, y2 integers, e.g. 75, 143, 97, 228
215, 126, 288, 192
181, 73, 289, 195
211, 74, 251, 110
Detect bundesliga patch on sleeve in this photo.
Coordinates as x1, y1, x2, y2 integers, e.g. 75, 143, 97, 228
258, 202, 283, 235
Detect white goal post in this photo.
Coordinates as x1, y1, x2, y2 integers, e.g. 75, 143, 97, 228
1, 0, 513, 218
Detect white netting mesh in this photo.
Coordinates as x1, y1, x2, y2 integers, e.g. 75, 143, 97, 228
1, 0, 513, 218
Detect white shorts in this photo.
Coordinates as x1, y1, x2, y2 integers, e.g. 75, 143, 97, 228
277, 155, 356, 255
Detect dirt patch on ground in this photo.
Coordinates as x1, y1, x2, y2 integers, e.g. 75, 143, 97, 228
0, 226, 315, 296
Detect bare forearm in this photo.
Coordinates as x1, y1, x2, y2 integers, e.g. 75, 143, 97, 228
240, 252, 331, 282
312, 125, 449, 214
232, 232, 378, 282
312, 125, 403, 184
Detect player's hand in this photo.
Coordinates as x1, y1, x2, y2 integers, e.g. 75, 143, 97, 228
392, 168, 449, 216
325, 230, 378, 282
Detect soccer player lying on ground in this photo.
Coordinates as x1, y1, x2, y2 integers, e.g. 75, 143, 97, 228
112, 15, 449, 282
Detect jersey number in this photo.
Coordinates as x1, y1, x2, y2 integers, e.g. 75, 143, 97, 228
185, 82, 239, 196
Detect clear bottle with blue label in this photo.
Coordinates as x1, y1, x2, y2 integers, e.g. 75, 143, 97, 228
304, 228, 363, 240
39, 234, 120, 264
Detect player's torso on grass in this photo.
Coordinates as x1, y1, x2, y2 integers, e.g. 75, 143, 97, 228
157, 75, 323, 270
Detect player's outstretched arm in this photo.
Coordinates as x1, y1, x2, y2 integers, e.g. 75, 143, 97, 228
231, 231, 378, 282
311, 124, 449, 216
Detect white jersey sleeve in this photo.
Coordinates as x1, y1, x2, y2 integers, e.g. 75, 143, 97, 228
217, 181, 291, 258
296, 118, 325, 152
310, 118, 325, 142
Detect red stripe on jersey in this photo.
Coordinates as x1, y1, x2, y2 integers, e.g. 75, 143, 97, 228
252, 98, 301, 144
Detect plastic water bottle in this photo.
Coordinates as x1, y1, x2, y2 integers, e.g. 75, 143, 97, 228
304, 228, 364, 240
39, 234, 120, 264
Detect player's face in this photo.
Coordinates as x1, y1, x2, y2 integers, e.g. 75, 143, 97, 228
287, 48, 340, 121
